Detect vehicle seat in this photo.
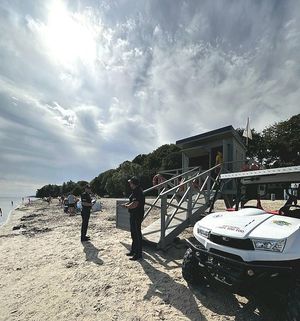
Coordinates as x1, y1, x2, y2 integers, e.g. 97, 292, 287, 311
266, 210, 280, 215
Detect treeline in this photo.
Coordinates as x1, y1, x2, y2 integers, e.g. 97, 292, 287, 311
36, 180, 89, 198
238, 113, 300, 167
36, 114, 300, 198
36, 144, 181, 198
90, 144, 181, 197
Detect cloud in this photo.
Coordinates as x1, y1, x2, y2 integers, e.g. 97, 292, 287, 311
0, 0, 299, 195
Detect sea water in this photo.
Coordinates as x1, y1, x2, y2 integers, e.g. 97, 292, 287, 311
0, 196, 24, 226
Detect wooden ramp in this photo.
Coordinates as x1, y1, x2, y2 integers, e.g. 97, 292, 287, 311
142, 202, 208, 248
142, 211, 187, 244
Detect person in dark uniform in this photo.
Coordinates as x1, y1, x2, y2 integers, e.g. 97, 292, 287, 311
80, 185, 93, 242
122, 176, 145, 261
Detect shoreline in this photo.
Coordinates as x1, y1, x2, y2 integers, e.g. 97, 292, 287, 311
0, 196, 31, 227
0, 198, 281, 321
0, 204, 22, 228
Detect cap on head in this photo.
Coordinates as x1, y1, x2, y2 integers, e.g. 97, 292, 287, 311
128, 176, 139, 186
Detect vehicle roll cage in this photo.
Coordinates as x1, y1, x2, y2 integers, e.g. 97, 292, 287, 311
218, 166, 300, 212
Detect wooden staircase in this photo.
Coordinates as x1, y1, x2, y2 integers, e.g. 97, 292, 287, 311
142, 165, 221, 249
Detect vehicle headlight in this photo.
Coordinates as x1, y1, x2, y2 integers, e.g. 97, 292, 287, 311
197, 226, 211, 238
252, 239, 286, 252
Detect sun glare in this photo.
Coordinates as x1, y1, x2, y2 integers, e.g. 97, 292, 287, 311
44, 0, 97, 67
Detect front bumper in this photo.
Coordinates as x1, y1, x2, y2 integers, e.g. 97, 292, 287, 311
186, 238, 295, 293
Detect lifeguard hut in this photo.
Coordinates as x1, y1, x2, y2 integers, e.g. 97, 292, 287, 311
117, 125, 247, 249
176, 125, 246, 173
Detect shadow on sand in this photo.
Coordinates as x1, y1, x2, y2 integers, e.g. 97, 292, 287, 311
190, 283, 283, 321
120, 240, 187, 270
121, 240, 283, 321
82, 241, 103, 265
140, 253, 207, 321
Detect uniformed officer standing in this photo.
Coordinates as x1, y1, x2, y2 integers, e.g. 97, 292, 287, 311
81, 185, 93, 242
123, 176, 145, 261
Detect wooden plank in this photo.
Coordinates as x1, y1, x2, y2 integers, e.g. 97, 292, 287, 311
142, 211, 188, 244
142, 203, 210, 246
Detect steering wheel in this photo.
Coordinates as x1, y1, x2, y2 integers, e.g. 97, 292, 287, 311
279, 205, 300, 216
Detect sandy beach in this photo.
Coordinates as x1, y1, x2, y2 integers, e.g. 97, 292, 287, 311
0, 198, 284, 321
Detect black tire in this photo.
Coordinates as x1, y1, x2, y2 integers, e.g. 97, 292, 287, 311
286, 286, 300, 321
182, 248, 205, 285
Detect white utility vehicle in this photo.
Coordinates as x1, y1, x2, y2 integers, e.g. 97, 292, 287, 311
182, 166, 300, 320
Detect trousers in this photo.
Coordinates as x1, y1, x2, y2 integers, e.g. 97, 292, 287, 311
81, 208, 91, 238
129, 213, 144, 256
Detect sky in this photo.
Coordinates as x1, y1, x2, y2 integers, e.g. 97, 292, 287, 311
0, 0, 300, 196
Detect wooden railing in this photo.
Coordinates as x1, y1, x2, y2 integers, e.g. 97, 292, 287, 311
142, 164, 222, 247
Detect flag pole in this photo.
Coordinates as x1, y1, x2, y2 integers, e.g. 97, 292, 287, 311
243, 117, 252, 148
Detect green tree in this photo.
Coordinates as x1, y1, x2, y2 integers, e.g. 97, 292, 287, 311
61, 182, 67, 195
90, 169, 117, 196
65, 181, 76, 194
37, 113, 300, 198
36, 184, 61, 198
132, 154, 147, 166
90, 176, 102, 195
77, 180, 89, 188
236, 128, 265, 162
262, 114, 300, 166
143, 144, 181, 170
161, 150, 182, 170
110, 161, 144, 196
72, 185, 83, 196
237, 114, 300, 167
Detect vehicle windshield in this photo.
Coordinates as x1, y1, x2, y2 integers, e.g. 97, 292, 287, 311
216, 181, 300, 217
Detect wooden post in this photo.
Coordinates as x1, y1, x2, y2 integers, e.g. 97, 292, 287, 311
160, 194, 167, 248
187, 182, 192, 219
206, 173, 211, 204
